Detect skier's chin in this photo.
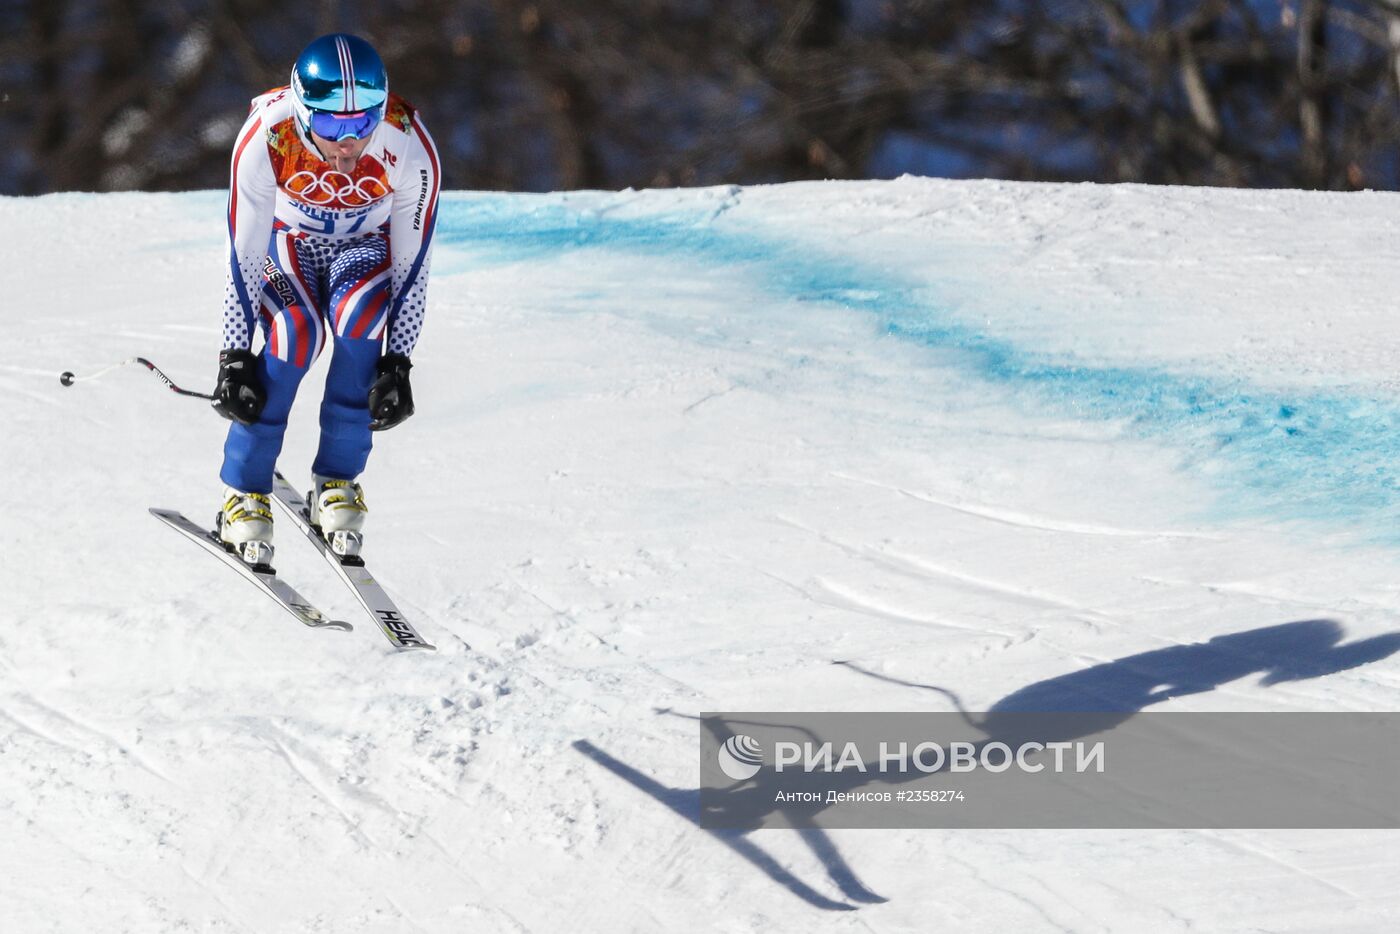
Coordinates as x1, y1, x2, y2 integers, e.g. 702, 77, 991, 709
310, 132, 370, 174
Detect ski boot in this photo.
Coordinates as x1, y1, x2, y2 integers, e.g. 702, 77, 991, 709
309, 475, 367, 558
217, 486, 274, 568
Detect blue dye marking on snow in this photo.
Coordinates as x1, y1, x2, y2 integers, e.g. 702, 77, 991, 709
435, 193, 1400, 539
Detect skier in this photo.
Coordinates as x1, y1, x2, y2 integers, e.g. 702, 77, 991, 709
210, 33, 440, 566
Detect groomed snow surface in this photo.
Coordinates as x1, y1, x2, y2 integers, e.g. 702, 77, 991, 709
5, 178, 1400, 932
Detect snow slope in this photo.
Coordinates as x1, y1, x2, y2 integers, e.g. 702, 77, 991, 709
3, 177, 1400, 932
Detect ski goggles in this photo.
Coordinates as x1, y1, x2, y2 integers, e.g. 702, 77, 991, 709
308, 107, 382, 141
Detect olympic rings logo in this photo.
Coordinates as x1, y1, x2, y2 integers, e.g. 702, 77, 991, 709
285, 170, 389, 207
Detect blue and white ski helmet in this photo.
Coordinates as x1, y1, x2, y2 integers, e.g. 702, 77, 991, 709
290, 34, 388, 133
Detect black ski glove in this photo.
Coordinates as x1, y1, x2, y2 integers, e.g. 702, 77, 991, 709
211, 348, 266, 425
368, 352, 414, 431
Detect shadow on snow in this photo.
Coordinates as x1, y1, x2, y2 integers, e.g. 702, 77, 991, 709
574, 618, 1400, 910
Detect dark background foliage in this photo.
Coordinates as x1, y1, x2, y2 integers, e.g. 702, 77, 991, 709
4, 0, 1400, 194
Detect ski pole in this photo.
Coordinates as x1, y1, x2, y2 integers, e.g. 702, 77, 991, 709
59, 357, 215, 401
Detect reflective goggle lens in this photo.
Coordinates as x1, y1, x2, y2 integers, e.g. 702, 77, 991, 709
309, 108, 381, 141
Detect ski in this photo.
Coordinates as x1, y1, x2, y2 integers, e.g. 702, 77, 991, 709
149, 508, 353, 632
269, 472, 436, 651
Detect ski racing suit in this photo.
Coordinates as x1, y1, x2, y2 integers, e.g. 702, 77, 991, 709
219, 86, 440, 494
